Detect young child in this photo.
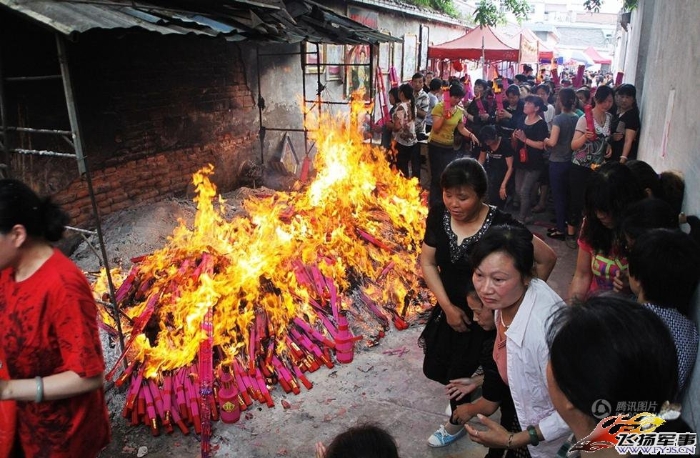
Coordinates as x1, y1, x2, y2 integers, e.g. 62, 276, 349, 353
316, 424, 398, 458
627, 228, 700, 394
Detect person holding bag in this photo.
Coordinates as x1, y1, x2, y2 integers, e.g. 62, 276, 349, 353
511, 96, 548, 224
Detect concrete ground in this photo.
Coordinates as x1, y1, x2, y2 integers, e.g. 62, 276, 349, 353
100, 204, 577, 458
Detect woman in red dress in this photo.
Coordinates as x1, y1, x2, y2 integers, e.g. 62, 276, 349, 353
0, 179, 110, 457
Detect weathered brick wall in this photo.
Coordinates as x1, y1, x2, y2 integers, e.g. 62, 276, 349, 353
52, 148, 215, 228
1, 14, 259, 229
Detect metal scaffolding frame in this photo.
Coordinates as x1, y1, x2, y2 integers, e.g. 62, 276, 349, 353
255, 40, 376, 165
0, 33, 126, 357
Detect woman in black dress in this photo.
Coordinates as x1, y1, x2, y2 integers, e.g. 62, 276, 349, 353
419, 158, 557, 448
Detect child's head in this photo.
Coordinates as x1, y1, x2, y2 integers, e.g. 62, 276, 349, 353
628, 228, 700, 316
388, 87, 399, 106
621, 198, 678, 248
466, 289, 495, 331
582, 162, 644, 253
325, 424, 399, 458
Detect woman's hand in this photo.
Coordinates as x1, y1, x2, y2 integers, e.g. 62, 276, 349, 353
584, 130, 596, 141
445, 305, 471, 332
479, 113, 490, 121
446, 376, 484, 401
499, 185, 507, 200
470, 132, 480, 145
513, 129, 526, 142
465, 414, 511, 448
315, 441, 327, 458
453, 404, 474, 424
605, 144, 613, 159
612, 270, 630, 293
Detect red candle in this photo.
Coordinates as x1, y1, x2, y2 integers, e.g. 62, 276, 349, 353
444, 92, 452, 115
615, 72, 624, 86
551, 68, 560, 87
574, 65, 585, 88
584, 104, 595, 133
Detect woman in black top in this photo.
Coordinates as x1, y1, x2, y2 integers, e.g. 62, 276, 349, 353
419, 158, 557, 448
512, 96, 549, 223
609, 84, 640, 163
478, 125, 514, 210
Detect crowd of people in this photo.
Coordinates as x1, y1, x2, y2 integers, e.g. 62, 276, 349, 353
0, 66, 698, 458
324, 68, 699, 457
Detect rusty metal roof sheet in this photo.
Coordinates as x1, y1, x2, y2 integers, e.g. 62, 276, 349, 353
0, 0, 399, 44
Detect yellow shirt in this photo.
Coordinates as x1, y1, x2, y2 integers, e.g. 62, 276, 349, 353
428, 103, 465, 147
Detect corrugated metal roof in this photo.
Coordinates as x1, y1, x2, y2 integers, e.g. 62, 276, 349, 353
0, 0, 399, 44
288, 0, 401, 44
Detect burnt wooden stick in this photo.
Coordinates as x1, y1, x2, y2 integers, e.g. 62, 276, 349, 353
106, 292, 161, 381
313, 311, 339, 343
360, 291, 390, 328
291, 259, 312, 286
326, 275, 339, 324
294, 317, 335, 348
376, 261, 395, 284
355, 227, 394, 252
248, 325, 257, 376
309, 264, 329, 301
115, 265, 140, 303
114, 358, 137, 388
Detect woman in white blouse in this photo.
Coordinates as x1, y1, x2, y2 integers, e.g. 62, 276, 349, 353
465, 225, 570, 458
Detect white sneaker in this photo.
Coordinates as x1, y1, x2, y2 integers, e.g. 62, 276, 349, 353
428, 424, 466, 447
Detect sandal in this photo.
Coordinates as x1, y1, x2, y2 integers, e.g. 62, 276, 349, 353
547, 230, 566, 241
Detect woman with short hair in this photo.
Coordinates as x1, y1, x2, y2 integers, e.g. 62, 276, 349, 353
464, 224, 569, 458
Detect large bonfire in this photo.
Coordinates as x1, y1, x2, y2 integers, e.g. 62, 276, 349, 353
93, 95, 432, 454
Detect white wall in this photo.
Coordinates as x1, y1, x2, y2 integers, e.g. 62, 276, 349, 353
632, 0, 700, 431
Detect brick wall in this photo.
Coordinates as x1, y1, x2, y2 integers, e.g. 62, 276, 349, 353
1, 14, 259, 229
52, 148, 214, 228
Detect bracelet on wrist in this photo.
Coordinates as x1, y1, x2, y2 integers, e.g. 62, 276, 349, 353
35, 376, 44, 403
506, 433, 514, 449
527, 425, 540, 446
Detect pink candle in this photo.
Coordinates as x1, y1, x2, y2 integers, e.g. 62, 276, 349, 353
615, 72, 624, 85
584, 104, 595, 133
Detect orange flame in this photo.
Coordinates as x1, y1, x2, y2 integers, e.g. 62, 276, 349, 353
94, 90, 429, 381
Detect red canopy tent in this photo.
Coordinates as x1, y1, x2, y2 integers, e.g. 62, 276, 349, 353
428, 26, 520, 62
583, 46, 612, 65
